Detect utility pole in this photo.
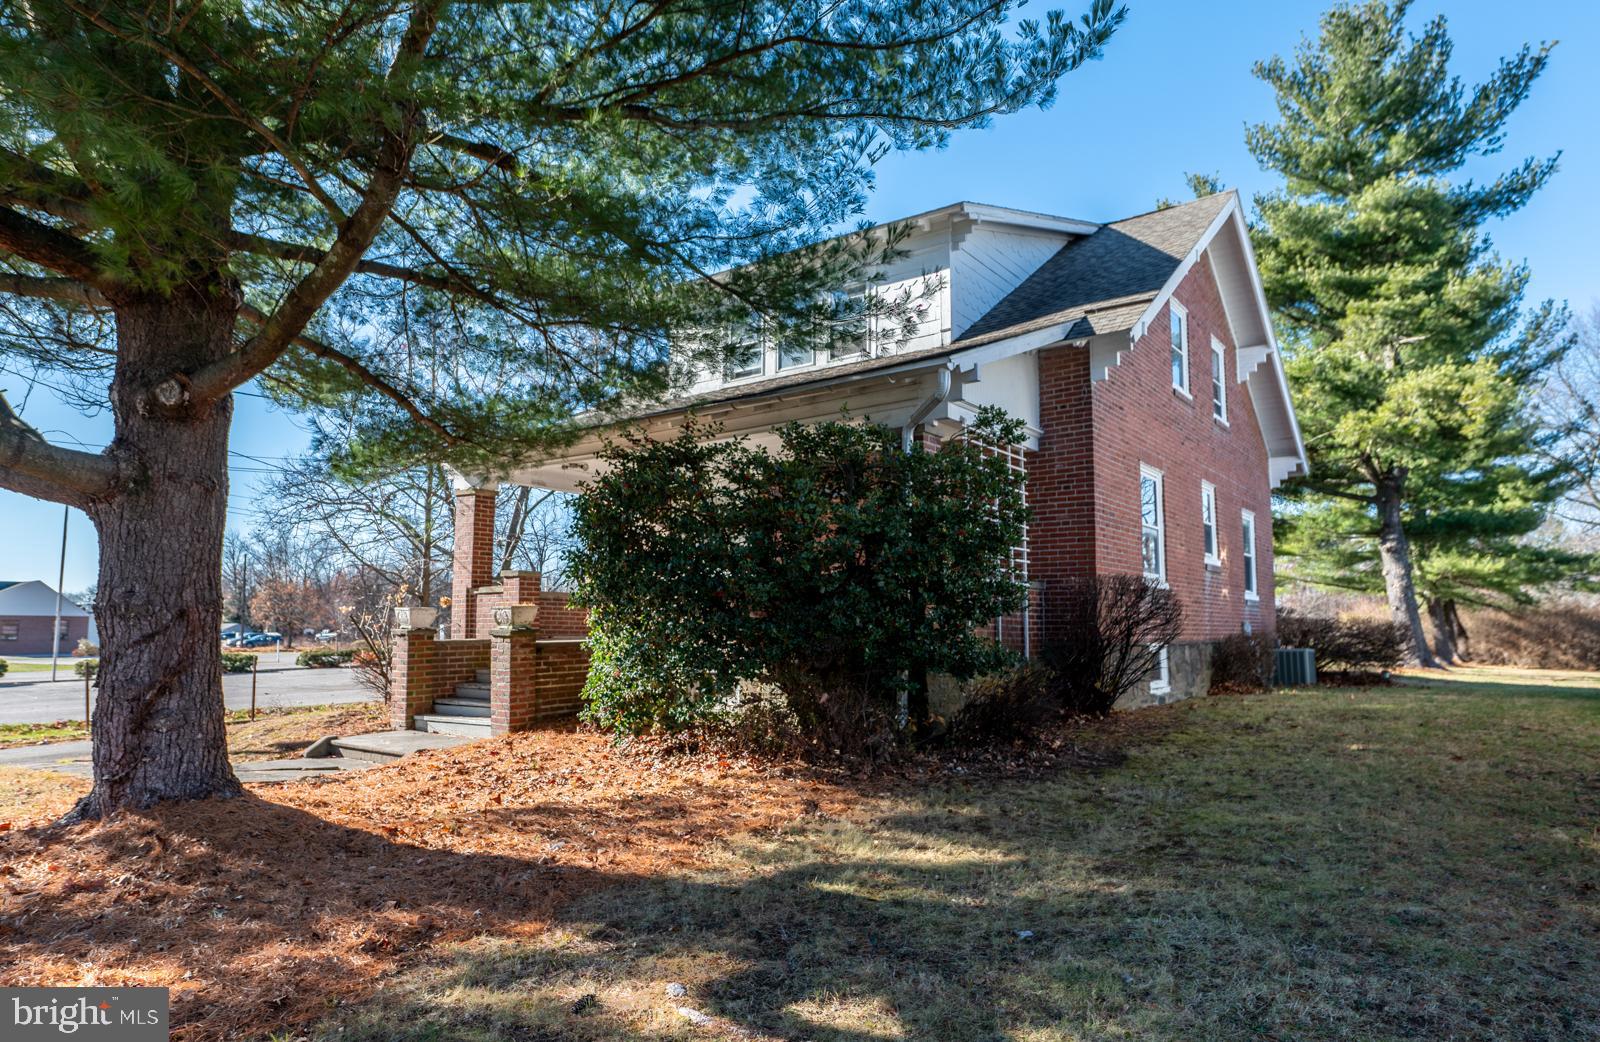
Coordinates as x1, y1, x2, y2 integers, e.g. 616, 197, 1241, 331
50, 505, 67, 682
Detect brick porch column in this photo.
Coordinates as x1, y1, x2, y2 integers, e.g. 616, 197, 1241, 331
449, 470, 498, 639
499, 570, 540, 604
389, 607, 441, 730
489, 603, 539, 735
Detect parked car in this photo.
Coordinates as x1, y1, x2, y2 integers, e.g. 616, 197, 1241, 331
222, 632, 255, 648
241, 632, 281, 648
314, 629, 337, 643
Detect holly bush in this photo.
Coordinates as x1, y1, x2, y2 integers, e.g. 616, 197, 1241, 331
570, 408, 1030, 753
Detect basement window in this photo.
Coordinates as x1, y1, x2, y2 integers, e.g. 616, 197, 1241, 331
1150, 645, 1171, 696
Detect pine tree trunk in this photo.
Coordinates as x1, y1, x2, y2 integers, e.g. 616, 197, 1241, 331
71, 289, 243, 818
1426, 596, 1459, 665
1373, 477, 1440, 668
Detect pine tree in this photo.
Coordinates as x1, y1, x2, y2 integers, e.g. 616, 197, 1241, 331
1247, 0, 1561, 665
0, 0, 1126, 816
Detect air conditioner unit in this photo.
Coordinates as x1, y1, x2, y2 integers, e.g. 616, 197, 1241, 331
1274, 647, 1317, 687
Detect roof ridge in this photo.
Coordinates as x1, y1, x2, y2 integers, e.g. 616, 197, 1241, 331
1106, 188, 1235, 228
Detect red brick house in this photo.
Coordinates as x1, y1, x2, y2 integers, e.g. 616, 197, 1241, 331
402, 191, 1305, 733
0, 580, 93, 656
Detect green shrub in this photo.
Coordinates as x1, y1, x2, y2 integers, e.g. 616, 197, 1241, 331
948, 662, 1060, 744
1042, 575, 1184, 715
296, 649, 354, 668
0, 658, 8, 677
1210, 631, 1275, 691
571, 409, 1031, 754
73, 659, 98, 679
1276, 610, 1404, 671
221, 652, 256, 674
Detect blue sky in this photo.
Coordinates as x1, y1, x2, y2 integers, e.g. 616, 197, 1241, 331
3, 0, 1596, 594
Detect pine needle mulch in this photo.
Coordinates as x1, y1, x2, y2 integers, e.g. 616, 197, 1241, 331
0, 728, 858, 1042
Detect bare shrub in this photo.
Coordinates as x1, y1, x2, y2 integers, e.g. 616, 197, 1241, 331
1276, 609, 1404, 671
1460, 603, 1600, 670
1043, 576, 1183, 716
948, 662, 1061, 743
1210, 631, 1274, 691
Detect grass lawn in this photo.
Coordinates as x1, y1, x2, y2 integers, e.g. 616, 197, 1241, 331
0, 659, 77, 673
320, 669, 1600, 1042
1, 671, 1595, 1042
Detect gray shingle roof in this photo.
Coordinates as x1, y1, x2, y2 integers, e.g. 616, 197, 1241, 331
958, 191, 1234, 344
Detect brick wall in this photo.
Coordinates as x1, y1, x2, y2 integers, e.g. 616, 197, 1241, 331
1021, 253, 1279, 705
532, 640, 589, 719
470, 575, 590, 639
0, 615, 90, 656
1082, 253, 1276, 642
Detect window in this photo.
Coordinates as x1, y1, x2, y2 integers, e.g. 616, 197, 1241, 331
724, 318, 763, 380
0, 622, 16, 641
1169, 301, 1189, 395
1140, 465, 1166, 583
1150, 645, 1171, 696
777, 334, 816, 372
1242, 509, 1259, 600
827, 285, 871, 360
1201, 481, 1219, 565
1211, 337, 1228, 422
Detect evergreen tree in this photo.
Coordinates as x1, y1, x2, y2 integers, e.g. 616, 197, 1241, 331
0, 0, 1126, 816
1248, 0, 1561, 665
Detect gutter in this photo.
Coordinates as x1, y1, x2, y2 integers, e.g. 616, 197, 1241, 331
900, 365, 955, 452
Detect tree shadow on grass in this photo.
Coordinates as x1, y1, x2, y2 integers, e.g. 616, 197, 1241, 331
313, 738, 1600, 1042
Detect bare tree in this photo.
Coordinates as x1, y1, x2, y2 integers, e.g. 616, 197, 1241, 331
1542, 305, 1600, 531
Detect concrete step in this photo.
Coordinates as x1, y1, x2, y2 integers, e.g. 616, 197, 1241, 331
475, 668, 490, 685
454, 682, 491, 701
414, 714, 492, 737
432, 697, 491, 717
331, 730, 474, 762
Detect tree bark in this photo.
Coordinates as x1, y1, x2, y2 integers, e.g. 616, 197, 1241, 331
71, 288, 243, 818
1426, 596, 1459, 665
1373, 476, 1440, 668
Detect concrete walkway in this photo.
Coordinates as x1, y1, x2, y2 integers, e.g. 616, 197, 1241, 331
0, 729, 473, 783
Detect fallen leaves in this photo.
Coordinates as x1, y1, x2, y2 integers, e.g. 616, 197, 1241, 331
0, 725, 855, 1042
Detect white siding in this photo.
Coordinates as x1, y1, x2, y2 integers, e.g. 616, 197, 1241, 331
949, 223, 1070, 338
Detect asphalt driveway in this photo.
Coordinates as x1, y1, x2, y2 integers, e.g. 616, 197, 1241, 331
0, 658, 376, 725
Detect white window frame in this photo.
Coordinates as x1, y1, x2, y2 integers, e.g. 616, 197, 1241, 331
1242, 509, 1259, 601
1210, 336, 1228, 424
1140, 464, 1167, 584
827, 284, 873, 361
1150, 645, 1171, 696
723, 319, 765, 382
1201, 481, 1220, 566
1169, 300, 1190, 397
0, 621, 16, 641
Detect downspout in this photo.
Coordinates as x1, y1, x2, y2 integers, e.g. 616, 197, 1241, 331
901, 365, 955, 452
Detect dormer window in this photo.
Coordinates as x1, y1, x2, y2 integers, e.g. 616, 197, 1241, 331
724, 321, 763, 380
827, 285, 870, 360
777, 334, 816, 372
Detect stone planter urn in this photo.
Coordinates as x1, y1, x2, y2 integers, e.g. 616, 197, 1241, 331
492, 604, 538, 630
393, 606, 439, 631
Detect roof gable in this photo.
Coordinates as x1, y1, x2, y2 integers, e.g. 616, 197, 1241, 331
959, 193, 1232, 344
0, 580, 91, 616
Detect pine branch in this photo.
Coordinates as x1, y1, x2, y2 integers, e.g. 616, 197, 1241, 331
0, 207, 122, 296
0, 387, 124, 507
0, 274, 109, 306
